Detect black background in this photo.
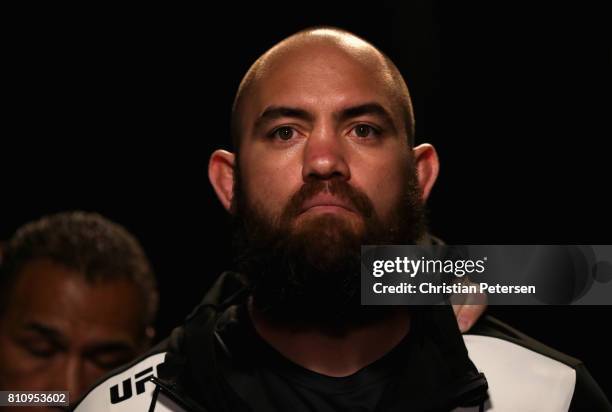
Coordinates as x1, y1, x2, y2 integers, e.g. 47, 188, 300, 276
2, 1, 610, 397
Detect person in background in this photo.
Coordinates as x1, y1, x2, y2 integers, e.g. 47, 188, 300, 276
0, 211, 158, 410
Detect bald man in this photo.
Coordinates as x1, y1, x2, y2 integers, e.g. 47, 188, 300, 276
74, 28, 610, 412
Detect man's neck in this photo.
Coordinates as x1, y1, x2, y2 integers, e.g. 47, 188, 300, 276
248, 298, 411, 377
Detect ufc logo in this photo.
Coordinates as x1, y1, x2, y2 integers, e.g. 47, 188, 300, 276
109, 363, 163, 404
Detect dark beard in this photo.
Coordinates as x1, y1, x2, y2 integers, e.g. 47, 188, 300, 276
231, 162, 428, 334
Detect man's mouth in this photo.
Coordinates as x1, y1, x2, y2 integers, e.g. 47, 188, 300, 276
299, 193, 357, 215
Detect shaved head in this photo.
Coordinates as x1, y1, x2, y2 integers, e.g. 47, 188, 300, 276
209, 26, 440, 329
230, 27, 415, 151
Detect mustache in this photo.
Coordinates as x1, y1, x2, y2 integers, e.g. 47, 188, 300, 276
279, 178, 375, 224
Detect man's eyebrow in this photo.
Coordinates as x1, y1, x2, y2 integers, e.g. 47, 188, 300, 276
254, 106, 314, 130
24, 322, 67, 347
83, 341, 136, 356
253, 103, 397, 133
337, 103, 397, 130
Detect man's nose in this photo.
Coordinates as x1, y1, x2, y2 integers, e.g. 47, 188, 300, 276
57, 356, 85, 405
302, 125, 350, 181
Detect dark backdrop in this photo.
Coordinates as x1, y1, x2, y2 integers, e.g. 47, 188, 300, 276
2, 1, 610, 397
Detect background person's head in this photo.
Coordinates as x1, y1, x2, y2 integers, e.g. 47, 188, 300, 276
209, 27, 439, 329
0, 211, 158, 409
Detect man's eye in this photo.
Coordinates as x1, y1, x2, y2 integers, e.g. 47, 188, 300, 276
270, 126, 295, 141
21, 340, 56, 358
350, 124, 380, 138
90, 353, 133, 370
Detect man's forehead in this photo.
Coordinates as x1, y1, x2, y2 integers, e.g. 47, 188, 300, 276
265, 34, 383, 66
258, 37, 388, 84
231, 29, 415, 146
248, 41, 395, 114
6, 260, 146, 333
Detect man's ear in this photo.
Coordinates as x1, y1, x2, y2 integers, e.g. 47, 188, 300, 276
413, 143, 439, 202
208, 150, 236, 212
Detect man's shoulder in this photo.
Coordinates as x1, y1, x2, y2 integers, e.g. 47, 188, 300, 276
73, 350, 169, 411
464, 316, 611, 411
73, 323, 187, 412
73, 274, 249, 411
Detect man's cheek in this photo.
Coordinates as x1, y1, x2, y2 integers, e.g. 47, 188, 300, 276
370, 184, 402, 221
0, 343, 47, 380
245, 185, 289, 224
253, 179, 297, 213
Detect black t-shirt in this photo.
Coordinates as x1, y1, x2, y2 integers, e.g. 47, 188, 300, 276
215, 304, 412, 412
